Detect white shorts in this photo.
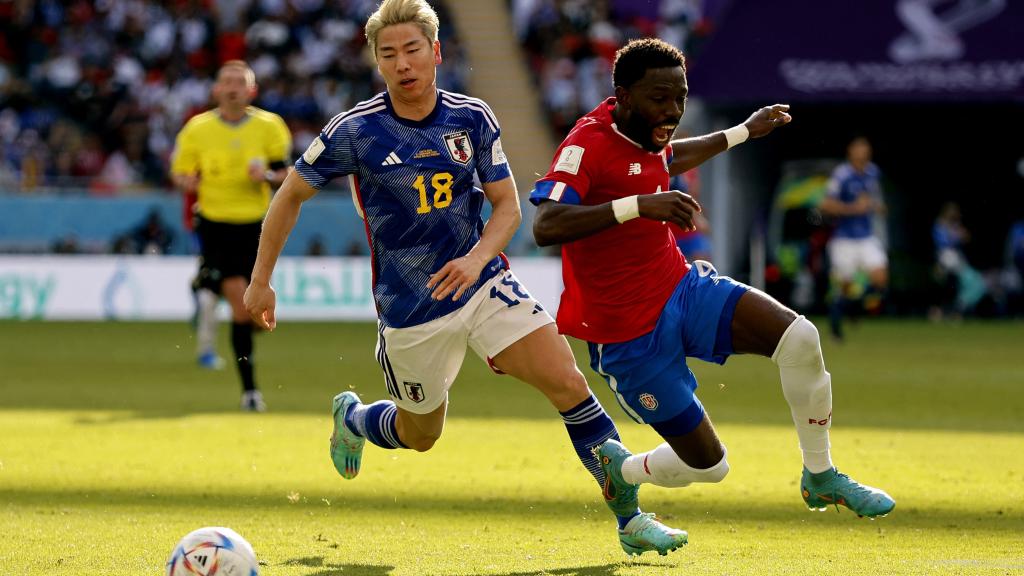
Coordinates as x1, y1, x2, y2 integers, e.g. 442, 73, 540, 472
374, 269, 554, 414
828, 237, 888, 280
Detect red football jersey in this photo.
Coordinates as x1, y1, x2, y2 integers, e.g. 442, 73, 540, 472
532, 98, 690, 343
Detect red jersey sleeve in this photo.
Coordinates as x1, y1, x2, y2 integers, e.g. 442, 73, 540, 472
529, 125, 603, 206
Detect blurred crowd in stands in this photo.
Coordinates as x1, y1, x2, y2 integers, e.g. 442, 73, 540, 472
0, 0, 467, 193
511, 0, 721, 137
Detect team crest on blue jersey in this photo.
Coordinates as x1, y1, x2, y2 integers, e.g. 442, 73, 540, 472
443, 130, 473, 165
404, 382, 425, 403
638, 393, 658, 411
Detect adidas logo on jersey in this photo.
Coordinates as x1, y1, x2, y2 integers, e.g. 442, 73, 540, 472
381, 152, 402, 166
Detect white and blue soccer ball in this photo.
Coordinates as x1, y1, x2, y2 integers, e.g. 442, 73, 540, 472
166, 526, 259, 576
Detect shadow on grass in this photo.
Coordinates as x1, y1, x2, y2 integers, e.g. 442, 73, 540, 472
281, 556, 394, 575
278, 556, 658, 576
4, 487, 1020, 535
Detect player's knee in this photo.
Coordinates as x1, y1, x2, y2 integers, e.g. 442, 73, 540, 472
772, 316, 822, 368
546, 368, 591, 410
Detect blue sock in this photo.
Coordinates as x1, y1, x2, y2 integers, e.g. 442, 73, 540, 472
560, 393, 639, 528
344, 400, 407, 449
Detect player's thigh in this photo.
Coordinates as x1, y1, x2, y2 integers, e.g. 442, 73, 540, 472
464, 271, 584, 405
377, 315, 469, 416
863, 238, 889, 286
490, 323, 589, 411
588, 327, 698, 427
828, 239, 859, 281
730, 288, 798, 357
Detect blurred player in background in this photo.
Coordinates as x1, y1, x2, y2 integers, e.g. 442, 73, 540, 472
530, 39, 895, 539
670, 163, 712, 262
819, 136, 889, 341
171, 60, 292, 411
243, 0, 686, 556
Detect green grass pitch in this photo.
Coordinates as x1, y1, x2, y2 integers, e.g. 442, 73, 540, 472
1, 319, 1022, 575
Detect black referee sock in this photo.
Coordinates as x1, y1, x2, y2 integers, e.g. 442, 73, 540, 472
231, 322, 256, 392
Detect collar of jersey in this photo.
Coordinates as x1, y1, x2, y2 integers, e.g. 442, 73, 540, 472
215, 108, 253, 128
383, 90, 442, 128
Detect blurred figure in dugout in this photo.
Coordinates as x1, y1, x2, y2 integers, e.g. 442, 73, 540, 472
930, 202, 986, 319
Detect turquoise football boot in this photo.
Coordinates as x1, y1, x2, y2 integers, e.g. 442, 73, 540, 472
618, 512, 688, 556
801, 467, 895, 518
330, 392, 365, 479
597, 439, 640, 517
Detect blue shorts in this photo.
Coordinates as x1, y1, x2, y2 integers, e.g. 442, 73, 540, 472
588, 261, 749, 434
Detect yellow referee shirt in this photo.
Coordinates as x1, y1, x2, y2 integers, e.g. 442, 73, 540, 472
171, 107, 292, 223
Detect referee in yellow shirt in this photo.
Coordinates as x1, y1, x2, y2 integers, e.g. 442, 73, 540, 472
171, 60, 292, 412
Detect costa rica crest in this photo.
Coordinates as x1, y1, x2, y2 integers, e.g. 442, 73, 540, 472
638, 393, 658, 411
443, 130, 473, 165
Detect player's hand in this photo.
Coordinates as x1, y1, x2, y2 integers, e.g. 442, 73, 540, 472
427, 254, 487, 301
638, 190, 702, 231
247, 159, 267, 183
744, 104, 792, 139
174, 173, 200, 190
852, 193, 876, 215
244, 281, 277, 331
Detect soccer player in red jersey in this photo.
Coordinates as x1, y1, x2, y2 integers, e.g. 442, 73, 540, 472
530, 39, 895, 529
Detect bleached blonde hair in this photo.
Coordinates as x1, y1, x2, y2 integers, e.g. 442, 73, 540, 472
365, 0, 440, 57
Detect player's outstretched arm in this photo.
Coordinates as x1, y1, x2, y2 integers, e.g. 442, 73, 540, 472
244, 171, 319, 330
533, 191, 701, 246
669, 104, 792, 176
427, 176, 522, 301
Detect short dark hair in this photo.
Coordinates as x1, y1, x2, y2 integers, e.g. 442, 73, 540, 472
612, 38, 686, 89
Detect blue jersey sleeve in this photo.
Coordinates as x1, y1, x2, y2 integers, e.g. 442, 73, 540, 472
474, 110, 512, 184
294, 121, 359, 188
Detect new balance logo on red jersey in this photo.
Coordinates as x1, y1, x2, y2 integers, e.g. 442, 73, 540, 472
627, 163, 642, 175
381, 152, 402, 166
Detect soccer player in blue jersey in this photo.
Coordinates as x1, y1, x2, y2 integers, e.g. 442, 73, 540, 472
820, 136, 889, 341
243, 0, 685, 556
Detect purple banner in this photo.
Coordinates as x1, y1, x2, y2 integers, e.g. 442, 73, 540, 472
689, 0, 1024, 102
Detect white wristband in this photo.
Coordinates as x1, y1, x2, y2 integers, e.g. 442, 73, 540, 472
724, 124, 749, 149
611, 195, 640, 223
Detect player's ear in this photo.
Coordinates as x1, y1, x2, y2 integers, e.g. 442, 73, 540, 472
614, 85, 630, 108
433, 39, 442, 65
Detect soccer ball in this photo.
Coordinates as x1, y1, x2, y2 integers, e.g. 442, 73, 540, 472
166, 527, 259, 576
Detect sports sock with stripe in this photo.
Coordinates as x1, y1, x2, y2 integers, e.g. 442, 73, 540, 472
560, 393, 638, 528
344, 400, 407, 449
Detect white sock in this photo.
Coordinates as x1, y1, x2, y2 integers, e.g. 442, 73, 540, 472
196, 288, 219, 355
621, 442, 729, 487
772, 316, 834, 473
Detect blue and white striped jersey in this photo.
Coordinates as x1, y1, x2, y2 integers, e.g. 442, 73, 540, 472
827, 162, 882, 240
295, 90, 512, 328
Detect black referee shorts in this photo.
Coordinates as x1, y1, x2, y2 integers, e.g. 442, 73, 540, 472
195, 216, 263, 282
